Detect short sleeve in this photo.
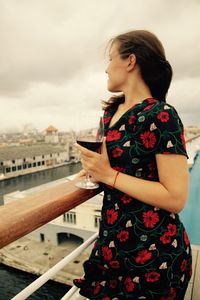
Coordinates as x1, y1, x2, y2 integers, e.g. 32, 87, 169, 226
153, 103, 188, 157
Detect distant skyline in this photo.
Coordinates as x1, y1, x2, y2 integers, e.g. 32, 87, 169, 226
0, 0, 200, 133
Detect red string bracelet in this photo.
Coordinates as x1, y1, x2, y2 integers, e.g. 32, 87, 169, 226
113, 171, 120, 188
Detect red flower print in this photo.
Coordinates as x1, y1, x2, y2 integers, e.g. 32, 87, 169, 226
144, 104, 154, 111
102, 297, 111, 300
104, 116, 112, 124
169, 287, 177, 299
189, 263, 192, 277
148, 162, 156, 171
147, 98, 157, 104
74, 278, 84, 284
183, 230, 190, 246
121, 194, 132, 204
102, 246, 113, 261
113, 166, 126, 173
128, 115, 136, 124
106, 209, 118, 225
109, 260, 120, 269
124, 277, 135, 292
181, 130, 186, 150
160, 232, 171, 244
107, 130, 121, 141
162, 151, 171, 154
93, 282, 101, 295
135, 249, 152, 264
140, 131, 157, 148
143, 210, 159, 228
148, 173, 155, 179
109, 279, 118, 289
157, 111, 169, 122
112, 147, 124, 157
145, 271, 160, 282
167, 224, 177, 236
117, 230, 129, 242
160, 287, 177, 300
181, 259, 187, 272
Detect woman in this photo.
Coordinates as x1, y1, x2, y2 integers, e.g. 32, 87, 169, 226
74, 30, 192, 300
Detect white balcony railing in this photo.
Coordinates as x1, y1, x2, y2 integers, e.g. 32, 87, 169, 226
11, 232, 98, 300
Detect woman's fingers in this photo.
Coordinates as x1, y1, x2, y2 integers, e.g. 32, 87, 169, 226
74, 169, 86, 179
101, 137, 108, 157
75, 143, 96, 158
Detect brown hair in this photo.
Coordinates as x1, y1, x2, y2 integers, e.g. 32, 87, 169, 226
103, 30, 173, 110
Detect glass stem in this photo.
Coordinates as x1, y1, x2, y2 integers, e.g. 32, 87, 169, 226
85, 173, 91, 184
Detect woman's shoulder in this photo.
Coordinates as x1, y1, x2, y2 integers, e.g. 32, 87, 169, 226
141, 98, 180, 118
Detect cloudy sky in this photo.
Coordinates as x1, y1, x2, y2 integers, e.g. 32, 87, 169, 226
0, 0, 200, 133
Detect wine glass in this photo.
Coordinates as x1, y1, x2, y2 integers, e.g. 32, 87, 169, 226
75, 115, 104, 189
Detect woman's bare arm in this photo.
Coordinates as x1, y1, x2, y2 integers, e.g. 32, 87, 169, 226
104, 154, 189, 213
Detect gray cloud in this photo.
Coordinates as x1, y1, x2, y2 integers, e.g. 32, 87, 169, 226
0, 0, 200, 132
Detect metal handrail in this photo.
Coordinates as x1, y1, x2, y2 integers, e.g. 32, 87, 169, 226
60, 285, 78, 300
11, 232, 98, 300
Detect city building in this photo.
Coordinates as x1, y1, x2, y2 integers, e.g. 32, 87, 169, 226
0, 144, 68, 180
0, 125, 80, 180
45, 125, 59, 144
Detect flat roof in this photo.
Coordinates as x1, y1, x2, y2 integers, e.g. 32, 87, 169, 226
0, 144, 66, 161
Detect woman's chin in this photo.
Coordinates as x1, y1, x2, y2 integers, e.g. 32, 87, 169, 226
107, 85, 120, 93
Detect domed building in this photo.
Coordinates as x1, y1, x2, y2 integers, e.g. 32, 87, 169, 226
45, 125, 59, 144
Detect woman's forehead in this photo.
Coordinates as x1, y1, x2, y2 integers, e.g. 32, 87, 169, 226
109, 41, 120, 56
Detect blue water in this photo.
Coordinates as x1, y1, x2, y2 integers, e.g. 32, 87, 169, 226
0, 163, 81, 205
180, 152, 200, 245
0, 264, 69, 300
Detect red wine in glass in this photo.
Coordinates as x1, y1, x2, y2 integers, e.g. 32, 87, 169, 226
75, 116, 104, 189
76, 140, 102, 152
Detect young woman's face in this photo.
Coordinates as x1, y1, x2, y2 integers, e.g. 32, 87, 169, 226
105, 42, 129, 93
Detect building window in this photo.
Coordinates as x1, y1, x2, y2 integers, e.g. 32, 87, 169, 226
28, 163, 32, 168
12, 160, 15, 164
63, 212, 76, 224
12, 166, 16, 172
94, 215, 101, 228
33, 162, 36, 167
40, 233, 45, 242
23, 164, 27, 169
6, 167, 11, 173
17, 165, 22, 170
37, 162, 41, 166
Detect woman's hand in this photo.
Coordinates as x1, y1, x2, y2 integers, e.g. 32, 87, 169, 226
74, 169, 87, 179
75, 138, 115, 185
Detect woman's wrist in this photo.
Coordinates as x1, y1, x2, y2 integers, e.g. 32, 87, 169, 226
104, 168, 120, 187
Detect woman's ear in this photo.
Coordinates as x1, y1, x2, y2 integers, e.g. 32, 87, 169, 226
127, 53, 136, 72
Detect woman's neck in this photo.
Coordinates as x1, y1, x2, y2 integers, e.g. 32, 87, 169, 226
122, 75, 152, 108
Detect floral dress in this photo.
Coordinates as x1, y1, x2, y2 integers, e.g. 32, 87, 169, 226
74, 98, 192, 300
